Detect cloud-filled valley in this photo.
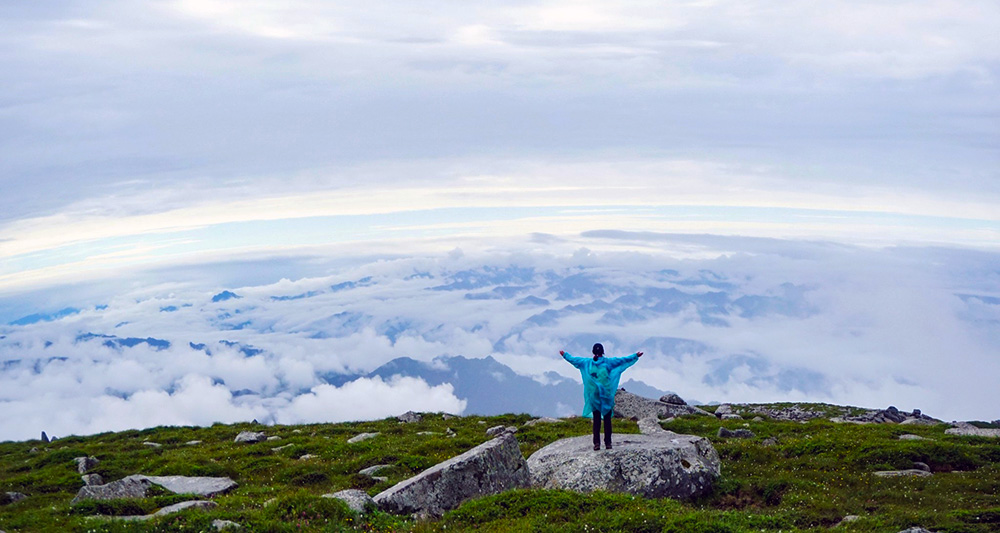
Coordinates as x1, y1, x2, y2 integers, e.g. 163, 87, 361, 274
2, 237, 997, 441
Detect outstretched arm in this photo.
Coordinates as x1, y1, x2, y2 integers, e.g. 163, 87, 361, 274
608, 351, 642, 370
560, 350, 589, 369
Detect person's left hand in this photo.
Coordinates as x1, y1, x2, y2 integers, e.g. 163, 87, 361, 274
637, 351, 644, 357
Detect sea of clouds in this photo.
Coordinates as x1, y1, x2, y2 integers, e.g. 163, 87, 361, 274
1, 234, 998, 441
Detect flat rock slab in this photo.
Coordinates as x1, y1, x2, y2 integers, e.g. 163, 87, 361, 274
138, 475, 238, 497
72, 475, 237, 504
946, 427, 1000, 438
527, 432, 720, 500
374, 432, 529, 518
874, 469, 933, 477
103, 500, 218, 522
348, 432, 380, 443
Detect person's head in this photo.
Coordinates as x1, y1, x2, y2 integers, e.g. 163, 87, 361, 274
592, 343, 604, 360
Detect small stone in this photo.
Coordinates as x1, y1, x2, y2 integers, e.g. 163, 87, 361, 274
348, 432, 380, 444
185, 440, 202, 446
761, 437, 779, 447
272, 444, 294, 452
142, 442, 162, 448
292, 429, 303, 434
41, 431, 49, 443
416, 431, 441, 436
235, 431, 267, 443
2, 492, 27, 505
717, 427, 754, 439
397, 411, 422, 423
298, 454, 317, 460
486, 425, 517, 437
836, 515, 860, 527
324, 489, 376, 514
267, 436, 281, 441
721, 414, 743, 420
913, 462, 931, 472
899, 434, 928, 441
446, 428, 456, 437
715, 404, 733, 417
212, 519, 241, 530
29, 447, 38, 453
752, 417, 764, 422
912, 409, 921, 417
441, 413, 457, 420
478, 421, 486, 424
75, 456, 100, 474
896, 528, 935, 533
82, 474, 104, 486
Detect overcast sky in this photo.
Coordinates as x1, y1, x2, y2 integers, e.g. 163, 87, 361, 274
1, 1, 999, 438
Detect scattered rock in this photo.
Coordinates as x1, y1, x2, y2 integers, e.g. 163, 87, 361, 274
446, 428, 456, 437
234, 431, 266, 443
397, 411, 422, 424
272, 444, 294, 452
717, 427, 754, 439
523, 417, 562, 427
359, 465, 392, 477
913, 462, 931, 472
348, 432, 380, 444
899, 418, 938, 426
72, 475, 152, 504
477, 420, 486, 424
897, 528, 936, 533
324, 489, 376, 514
752, 416, 764, 422
613, 389, 712, 420
267, 436, 281, 441
637, 417, 667, 435
212, 519, 242, 530
75, 456, 100, 474
761, 437, 779, 447
945, 427, 1000, 438
142, 442, 162, 448
873, 469, 932, 477
899, 434, 928, 441
81, 474, 104, 486
715, 404, 734, 417
720, 414, 744, 420
836, 515, 860, 527
2, 492, 27, 505
374, 432, 529, 518
416, 431, 441, 436
298, 454, 317, 460
441, 413, 458, 420
660, 393, 687, 405
528, 432, 720, 500
41, 431, 49, 443
486, 425, 517, 437
185, 440, 202, 446
29, 447, 39, 453
292, 429, 303, 434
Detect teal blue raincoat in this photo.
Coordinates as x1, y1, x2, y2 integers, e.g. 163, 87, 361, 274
562, 352, 639, 416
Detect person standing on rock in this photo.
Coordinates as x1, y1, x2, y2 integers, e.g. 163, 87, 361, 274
560, 343, 643, 450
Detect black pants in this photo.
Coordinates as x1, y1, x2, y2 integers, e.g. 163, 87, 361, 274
592, 411, 612, 447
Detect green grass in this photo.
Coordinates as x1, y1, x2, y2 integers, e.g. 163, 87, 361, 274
1, 405, 998, 532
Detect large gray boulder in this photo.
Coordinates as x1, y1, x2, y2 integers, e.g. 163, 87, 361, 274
526, 431, 720, 500
234, 431, 266, 443
374, 432, 530, 518
614, 389, 712, 420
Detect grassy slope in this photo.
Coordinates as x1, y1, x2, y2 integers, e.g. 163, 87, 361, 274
0, 405, 997, 532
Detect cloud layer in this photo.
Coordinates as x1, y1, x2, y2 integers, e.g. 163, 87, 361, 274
2, 237, 997, 441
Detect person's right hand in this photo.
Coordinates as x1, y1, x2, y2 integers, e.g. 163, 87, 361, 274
559, 350, 565, 356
